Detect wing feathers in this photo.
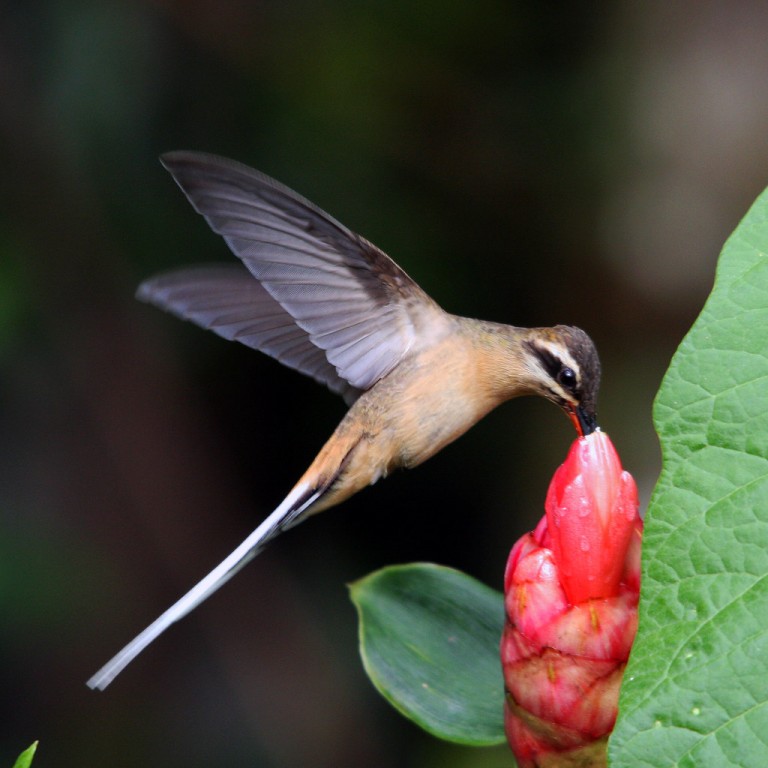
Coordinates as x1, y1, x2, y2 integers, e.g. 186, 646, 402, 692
160, 152, 447, 391
137, 265, 361, 405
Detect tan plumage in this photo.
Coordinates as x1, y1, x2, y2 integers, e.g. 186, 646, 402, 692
87, 152, 601, 690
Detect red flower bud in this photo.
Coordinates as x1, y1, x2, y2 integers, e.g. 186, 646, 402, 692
501, 431, 643, 767
545, 431, 640, 604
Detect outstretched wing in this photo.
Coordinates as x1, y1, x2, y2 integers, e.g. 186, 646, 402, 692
157, 151, 446, 392
137, 265, 362, 405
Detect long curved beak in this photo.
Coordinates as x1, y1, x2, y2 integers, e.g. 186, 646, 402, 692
567, 405, 598, 437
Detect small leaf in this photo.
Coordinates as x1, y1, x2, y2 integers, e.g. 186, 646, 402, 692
611, 187, 768, 766
350, 563, 506, 745
12, 743, 38, 768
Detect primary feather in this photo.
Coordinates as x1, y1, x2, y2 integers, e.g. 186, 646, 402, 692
137, 265, 361, 405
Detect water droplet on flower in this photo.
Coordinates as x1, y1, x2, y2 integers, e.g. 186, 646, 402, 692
580, 536, 590, 552
578, 498, 591, 518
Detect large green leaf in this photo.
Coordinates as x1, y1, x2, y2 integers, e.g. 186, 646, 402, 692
610, 189, 768, 766
349, 563, 506, 746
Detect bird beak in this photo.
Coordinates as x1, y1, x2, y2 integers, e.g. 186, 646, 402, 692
567, 405, 598, 437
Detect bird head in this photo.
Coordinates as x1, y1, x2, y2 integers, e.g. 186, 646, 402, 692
523, 326, 601, 436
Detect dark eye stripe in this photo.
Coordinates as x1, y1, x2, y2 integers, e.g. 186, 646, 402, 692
524, 341, 563, 381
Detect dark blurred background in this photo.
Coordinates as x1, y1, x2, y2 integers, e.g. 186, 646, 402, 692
2, 2, 767, 766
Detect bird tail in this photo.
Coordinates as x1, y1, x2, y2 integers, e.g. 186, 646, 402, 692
86, 481, 321, 691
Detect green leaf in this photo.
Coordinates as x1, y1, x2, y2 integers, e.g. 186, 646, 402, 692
11, 743, 38, 768
350, 563, 506, 746
610, 188, 768, 766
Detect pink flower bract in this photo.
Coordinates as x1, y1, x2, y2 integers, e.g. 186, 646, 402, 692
501, 430, 643, 767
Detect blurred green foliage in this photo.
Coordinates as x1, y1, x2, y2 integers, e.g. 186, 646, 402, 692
11, 743, 37, 768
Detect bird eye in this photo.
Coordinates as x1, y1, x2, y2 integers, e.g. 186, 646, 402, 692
558, 367, 578, 391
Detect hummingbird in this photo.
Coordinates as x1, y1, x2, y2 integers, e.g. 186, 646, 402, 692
88, 152, 601, 690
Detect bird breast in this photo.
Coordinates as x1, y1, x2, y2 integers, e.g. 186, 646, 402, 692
359, 330, 501, 470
